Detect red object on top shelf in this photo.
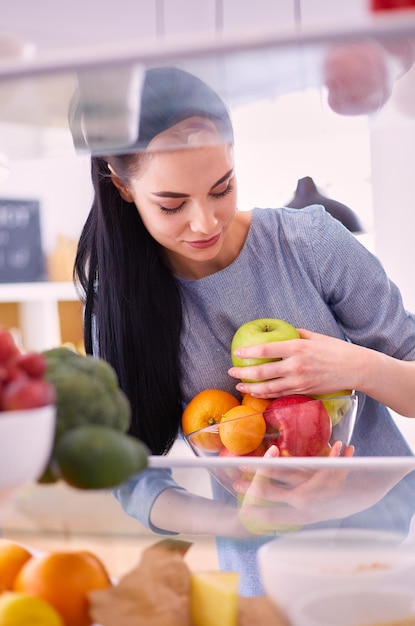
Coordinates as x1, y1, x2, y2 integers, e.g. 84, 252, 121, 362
371, 0, 415, 10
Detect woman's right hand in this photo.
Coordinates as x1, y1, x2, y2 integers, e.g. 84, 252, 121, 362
233, 443, 406, 535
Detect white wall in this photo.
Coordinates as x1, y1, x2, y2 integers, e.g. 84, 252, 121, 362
0, 154, 92, 254
370, 100, 415, 313
369, 72, 415, 451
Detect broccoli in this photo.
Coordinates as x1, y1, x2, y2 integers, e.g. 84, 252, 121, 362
38, 347, 150, 488
42, 347, 131, 442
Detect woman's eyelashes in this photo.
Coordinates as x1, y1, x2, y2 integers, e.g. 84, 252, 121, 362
159, 183, 234, 215
211, 183, 234, 199
159, 203, 186, 215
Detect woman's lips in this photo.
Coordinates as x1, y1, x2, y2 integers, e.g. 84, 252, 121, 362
187, 233, 221, 249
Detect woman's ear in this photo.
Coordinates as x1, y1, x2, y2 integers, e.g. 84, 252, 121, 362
108, 165, 134, 203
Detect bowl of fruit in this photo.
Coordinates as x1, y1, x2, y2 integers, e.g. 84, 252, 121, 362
0, 329, 56, 502
183, 390, 358, 496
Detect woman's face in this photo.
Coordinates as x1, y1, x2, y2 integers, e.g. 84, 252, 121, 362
122, 117, 238, 279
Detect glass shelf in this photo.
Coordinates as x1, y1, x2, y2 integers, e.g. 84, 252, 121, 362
3, 455, 415, 540
2, 453, 415, 594
1, 13, 415, 160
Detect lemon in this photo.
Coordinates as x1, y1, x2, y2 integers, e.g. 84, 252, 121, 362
54, 423, 149, 489
0, 592, 64, 626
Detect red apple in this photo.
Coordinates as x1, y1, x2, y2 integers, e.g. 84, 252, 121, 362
0, 329, 20, 364
13, 352, 47, 378
263, 394, 332, 456
2, 376, 55, 411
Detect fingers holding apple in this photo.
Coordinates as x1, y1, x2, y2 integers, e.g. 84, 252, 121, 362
230, 322, 356, 415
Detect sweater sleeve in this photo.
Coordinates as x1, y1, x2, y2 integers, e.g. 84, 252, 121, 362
112, 466, 187, 535
299, 205, 415, 360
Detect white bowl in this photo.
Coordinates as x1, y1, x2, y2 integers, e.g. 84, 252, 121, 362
291, 584, 415, 626
257, 528, 415, 620
0, 405, 56, 502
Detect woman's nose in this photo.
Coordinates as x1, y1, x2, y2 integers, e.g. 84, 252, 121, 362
189, 202, 218, 233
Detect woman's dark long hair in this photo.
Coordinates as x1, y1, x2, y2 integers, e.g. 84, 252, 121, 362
74, 155, 183, 455
73, 67, 234, 455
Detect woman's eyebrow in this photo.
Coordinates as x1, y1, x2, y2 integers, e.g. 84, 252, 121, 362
210, 169, 234, 190
151, 169, 234, 199
151, 190, 190, 198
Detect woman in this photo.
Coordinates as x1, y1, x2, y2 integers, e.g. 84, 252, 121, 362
74, 66, 415, 595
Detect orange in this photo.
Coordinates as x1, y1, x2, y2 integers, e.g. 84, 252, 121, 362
0, 539, 32, 591
241, 393, 272, 413
219, 405, 266, 455
182, 389, 240, 452
14, 550, 112, 626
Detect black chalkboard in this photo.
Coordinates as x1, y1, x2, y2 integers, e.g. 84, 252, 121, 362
0, 199, 46, 283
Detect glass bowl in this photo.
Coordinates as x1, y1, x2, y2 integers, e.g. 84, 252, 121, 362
184, 394, 358, 495
0, 405, 56, 502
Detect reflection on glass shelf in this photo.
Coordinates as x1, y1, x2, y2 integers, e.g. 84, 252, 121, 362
0, 17, 414, 159
2, 454, 415, 600
3, 455, 415, 541
149, 455, 415, 540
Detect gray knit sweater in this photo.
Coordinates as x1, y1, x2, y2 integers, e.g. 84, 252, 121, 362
114, 205, 415, 595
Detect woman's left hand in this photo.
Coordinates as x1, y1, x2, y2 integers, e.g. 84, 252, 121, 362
228, 327, 415, 417
228, 328, 360, 399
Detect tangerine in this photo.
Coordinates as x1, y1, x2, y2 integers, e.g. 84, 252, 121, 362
0, 540, 32, 591
182, 389, 240, 452
241, 393, 272, 413
14, 550, 112, 626
219, 405, 266, 455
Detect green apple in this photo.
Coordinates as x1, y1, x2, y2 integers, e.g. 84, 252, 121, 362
237, 493, 302, 536
312, 391, 353, 426
231, 318, 300, 382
